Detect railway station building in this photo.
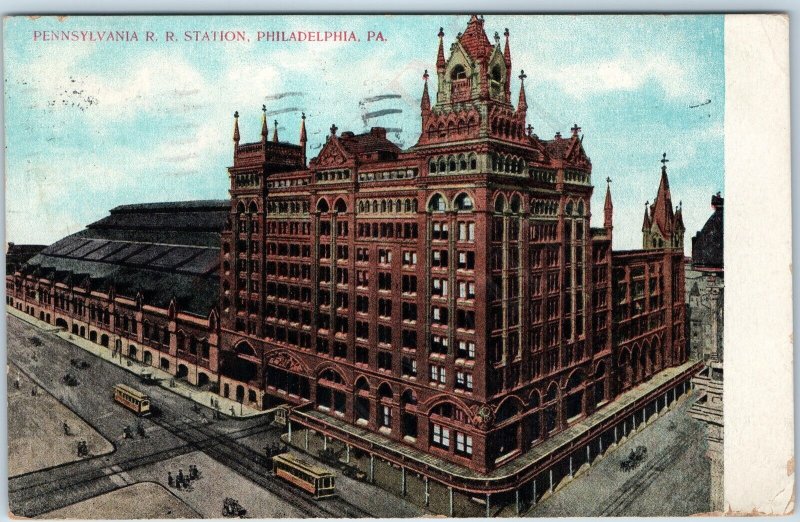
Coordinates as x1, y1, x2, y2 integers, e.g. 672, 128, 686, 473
6, 14, 701, 514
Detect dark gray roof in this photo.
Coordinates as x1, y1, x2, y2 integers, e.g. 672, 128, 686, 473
691, 201, 723, 270
22, 200, 227, 316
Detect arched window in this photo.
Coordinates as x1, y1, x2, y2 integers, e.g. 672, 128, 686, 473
448, 156, 456, 172
248, 201, 258, 214
510, 194, 522, 213
317, 198, 329, 213
454, 192, 474, 211
458, 154, 467, 170
428, 193, 447, 212
491, 64, 502, 83
429, 160, 437, 173
334, 198, 347, 213
494, 194, 506, 213
565, 201, 574, 215
378, 382, 393, 399
469, 153, 478, 170
451, 64, 467, 80
235, 341, 256, 356
355, 376, 370, 392
577, 200, 585, 216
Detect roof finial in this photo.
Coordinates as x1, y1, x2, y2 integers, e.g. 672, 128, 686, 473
607, 176, 612, 185
300, 112, 307, 142
272, 120, 279, 142
526, 123, 534, 137
517, 70, 528, 113
661, 152, 669, 171
233, 111, 240, 142
571, 123, 581, 137
494, 31, 500, 46
261, 104, 268, 139
330, 123, 338, 136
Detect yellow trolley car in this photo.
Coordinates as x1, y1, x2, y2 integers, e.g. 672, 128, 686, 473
113, 383, 151, 416
273, 453, 336, 498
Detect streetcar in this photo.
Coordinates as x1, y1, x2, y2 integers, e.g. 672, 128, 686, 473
113, 383, 151, 416
273, 453, 336, 499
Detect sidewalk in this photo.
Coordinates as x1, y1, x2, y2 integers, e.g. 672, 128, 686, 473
7, 306, 271, 419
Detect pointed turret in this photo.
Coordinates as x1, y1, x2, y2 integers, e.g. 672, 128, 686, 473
232, 111, 240, 158
436, 27, 446, 72
260, 104, 268, 141
604, 177, 613, 230
503, 28, 512, 101
517, 70, 528, 114
272, 120, 279, 143
651, 152, 675, 237
299, 112, 307, 167
503, 27, 511, 65
642, 201, 651, 232
421, 69, 431, 113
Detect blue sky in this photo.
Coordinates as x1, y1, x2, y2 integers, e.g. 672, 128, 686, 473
4, 15, 724, 252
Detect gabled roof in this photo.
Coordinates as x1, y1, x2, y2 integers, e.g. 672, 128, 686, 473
458, 15, 495, 61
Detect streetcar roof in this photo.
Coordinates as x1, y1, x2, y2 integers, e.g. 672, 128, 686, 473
114, 383, 149, 400
273, 453, 332, 477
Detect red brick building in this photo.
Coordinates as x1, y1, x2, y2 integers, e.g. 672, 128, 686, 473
217, 14, 687, 475
7, 15, 689, 500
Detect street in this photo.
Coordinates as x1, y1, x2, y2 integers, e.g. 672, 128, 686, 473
7, 312, 421, 518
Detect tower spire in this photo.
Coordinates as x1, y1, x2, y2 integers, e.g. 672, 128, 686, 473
503, 28, 511, 64
421, 69, 431, 113
436, 27, 446, 72
299, 112, 307, 167
261, 104, 268, 141
272, 120, 279, 143
517, 69, 528, 114
232, 111, 241, 159
604, 176, 613, 230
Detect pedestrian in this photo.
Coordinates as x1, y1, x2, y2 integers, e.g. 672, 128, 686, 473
168, 471, 174, 487
14, 377, 20, 389
230, 406, 235, 416
177, 468, 184, 484
63, 421, 70, 436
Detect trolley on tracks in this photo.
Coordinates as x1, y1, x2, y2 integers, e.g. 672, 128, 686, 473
273, 453, 335, 499
113, 383, 151, 416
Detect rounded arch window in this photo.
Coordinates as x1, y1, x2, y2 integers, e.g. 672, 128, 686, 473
448, 156, 456, 171
469, 154, 477, 170
451, 64, 467, 80
429, 160, 437, 173
428, 193, 447, 212
494, 194, 507, 213
454, 192, 474, 211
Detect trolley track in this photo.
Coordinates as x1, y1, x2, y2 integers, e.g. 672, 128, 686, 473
151, 407, 372, 518
596, 420, 702, 516
9, 423, 275, 516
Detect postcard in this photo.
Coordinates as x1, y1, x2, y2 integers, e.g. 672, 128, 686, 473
3, 13, 792, 518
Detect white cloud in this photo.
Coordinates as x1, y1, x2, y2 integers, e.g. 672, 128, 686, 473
535, 54, 702, 100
